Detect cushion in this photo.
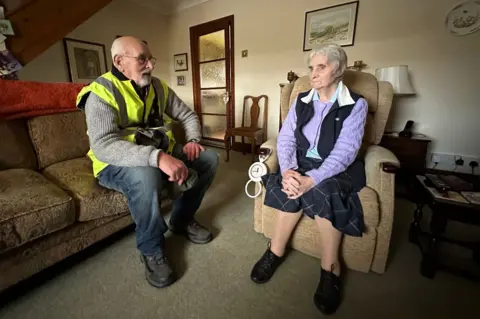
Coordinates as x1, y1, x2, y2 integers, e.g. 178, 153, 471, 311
42, 158, 129, 221
0, 169, 75, 253
0, 119, 38, 170
27, 111, 90, 169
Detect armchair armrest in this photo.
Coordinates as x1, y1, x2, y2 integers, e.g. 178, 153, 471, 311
260, 137, 279, 173
364, 145, 400, 274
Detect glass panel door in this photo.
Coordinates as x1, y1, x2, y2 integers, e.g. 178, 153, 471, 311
190, 16, 234, 146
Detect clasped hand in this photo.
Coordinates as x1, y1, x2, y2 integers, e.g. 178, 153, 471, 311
157, 142, 204, 185
281, 170, 314, 199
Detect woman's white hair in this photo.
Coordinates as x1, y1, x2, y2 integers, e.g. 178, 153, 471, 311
307, 44, 348, 82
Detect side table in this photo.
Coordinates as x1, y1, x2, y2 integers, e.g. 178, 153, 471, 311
410, 175, 480, 281
380, 133, 431, 199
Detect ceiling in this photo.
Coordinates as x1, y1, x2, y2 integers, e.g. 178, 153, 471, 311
131, 0, 212, 15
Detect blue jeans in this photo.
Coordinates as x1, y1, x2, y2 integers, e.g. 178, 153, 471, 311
97, 144, 219, 256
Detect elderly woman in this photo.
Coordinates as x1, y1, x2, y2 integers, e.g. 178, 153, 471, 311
250, 44, 368, 315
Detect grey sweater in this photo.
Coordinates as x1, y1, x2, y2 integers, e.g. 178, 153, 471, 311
84, 78, 201, 168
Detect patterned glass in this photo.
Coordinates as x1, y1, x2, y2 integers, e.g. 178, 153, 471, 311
200, 61, 226, 88
199, 30, 225, 62
201, 89, 227, 114
202, 115, 226, 140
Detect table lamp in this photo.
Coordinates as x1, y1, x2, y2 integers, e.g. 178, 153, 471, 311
375, 65, 415, 95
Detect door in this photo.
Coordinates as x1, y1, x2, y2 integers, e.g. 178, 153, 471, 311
190, 15, 234, 148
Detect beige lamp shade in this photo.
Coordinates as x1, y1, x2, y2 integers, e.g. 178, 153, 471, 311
375, 65, 415, 95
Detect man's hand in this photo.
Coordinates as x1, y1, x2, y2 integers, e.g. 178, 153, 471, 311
286, 175, 315, 199
281, 170, 301, 197
183, 142, 205, 162
158, 152, 188, 185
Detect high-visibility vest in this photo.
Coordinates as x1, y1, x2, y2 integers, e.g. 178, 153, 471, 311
76, 72, 176, 177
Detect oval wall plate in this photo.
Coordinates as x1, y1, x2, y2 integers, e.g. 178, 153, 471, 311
445, 0, 480, 36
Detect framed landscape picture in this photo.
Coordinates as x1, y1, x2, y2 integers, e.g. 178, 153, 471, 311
63, 38, 108, 84
303, 1, 359, 51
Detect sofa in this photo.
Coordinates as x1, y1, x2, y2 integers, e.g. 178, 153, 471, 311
254, 70, 400, 274
0, 108, 184, 293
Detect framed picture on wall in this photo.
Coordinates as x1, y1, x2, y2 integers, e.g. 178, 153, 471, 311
177, 75, 186, 86
63, 38, 108, 84
303, 1, 359, 51
174, 53, 188, 71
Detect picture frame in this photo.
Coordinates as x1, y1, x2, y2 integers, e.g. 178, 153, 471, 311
0, 19, 14, 36
177, 75, 186, 86
303, 1, 359, 51
63, 38, 108, 84
174, 53, 188, 72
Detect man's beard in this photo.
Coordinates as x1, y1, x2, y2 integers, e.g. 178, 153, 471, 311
137, 73, 152, 87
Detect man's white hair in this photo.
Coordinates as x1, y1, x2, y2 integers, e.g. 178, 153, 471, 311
307, 44, 348, 82
111, 37, 126, 60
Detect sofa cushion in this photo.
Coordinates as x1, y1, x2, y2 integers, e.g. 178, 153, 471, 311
42, 158, 129, 221
27, 111, 90, 169
0, 169, 75, 253
0, 119, 38, 170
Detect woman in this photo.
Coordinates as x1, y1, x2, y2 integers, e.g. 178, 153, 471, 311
250, 44, 368, 315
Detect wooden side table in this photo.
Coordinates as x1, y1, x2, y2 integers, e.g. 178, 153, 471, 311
380, 133, 431, 175
380, 133, 432, 198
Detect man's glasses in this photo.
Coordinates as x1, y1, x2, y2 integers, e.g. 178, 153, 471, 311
122, 55, 157, 66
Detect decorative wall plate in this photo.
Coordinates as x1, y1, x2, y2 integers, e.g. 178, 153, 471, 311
445, 0, 480, 35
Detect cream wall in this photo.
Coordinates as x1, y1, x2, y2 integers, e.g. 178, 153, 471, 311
167, 0, 480, 165
18, 0, 170, 84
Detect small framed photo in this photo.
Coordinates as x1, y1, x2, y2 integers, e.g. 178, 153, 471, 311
63, 38, 108, 84
174, 53, 188, 72
177, 75, 186, 86
0, 19, 15, 36
303, 1, 359, 51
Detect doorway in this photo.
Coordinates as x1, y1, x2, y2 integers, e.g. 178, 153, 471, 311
189, 15, 235, 148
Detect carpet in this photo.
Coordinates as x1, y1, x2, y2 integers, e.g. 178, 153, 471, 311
0, 150, 479, 319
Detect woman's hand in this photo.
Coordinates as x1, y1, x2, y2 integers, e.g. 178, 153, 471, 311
286, 175, 315, 199
281, 170, 301, 197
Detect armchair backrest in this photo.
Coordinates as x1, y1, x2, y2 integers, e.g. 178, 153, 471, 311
280, 70, 394, 146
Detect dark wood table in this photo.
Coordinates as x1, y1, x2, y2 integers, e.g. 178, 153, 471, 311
409, 175, 480, 281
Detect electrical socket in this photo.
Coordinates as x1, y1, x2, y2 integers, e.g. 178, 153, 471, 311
428, 153, 480, 175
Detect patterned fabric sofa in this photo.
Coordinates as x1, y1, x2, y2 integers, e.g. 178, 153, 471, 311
254, 70, 400, 274
0, 109, 183, 293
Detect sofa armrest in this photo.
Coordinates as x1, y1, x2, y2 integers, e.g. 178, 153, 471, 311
261, 137, 279, 173
364, 145, 400, 274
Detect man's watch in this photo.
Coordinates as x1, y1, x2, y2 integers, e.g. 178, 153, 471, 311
188, 138, 200, 144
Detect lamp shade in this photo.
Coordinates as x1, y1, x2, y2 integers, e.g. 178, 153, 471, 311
375, 65, 415, 95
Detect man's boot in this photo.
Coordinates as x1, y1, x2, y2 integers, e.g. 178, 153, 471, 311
169, 219, 213, 244
140, 253, 176, 288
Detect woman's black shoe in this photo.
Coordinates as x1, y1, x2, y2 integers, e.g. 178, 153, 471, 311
313, 267, 342, 315
250, 243, 284, 284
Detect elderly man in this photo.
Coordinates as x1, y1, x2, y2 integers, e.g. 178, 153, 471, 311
250, 44, 368, 315
76, 36, 218, 288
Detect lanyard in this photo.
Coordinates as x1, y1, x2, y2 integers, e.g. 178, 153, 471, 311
245, 148, 272, 198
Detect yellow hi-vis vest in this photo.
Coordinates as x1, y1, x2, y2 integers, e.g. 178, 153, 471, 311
76, 72, 176, 177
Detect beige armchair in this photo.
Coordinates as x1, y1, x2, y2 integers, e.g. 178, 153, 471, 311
254, 70, 400, 274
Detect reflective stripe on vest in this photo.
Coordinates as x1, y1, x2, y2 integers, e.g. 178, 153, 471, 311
76, 73, 174, 177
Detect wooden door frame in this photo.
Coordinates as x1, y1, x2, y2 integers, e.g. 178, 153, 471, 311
189, 15, 235, 142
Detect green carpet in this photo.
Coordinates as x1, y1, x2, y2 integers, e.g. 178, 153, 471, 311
0, 149, 478, 319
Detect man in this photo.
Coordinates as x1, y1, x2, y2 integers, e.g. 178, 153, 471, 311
76, 36, 218, 288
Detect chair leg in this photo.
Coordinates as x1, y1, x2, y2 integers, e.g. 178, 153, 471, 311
224, 133, 230, 162
241, 137, 246, 155
251, 137, 256, 163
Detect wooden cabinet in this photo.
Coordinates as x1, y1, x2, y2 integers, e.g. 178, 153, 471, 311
380, 133, 431, 175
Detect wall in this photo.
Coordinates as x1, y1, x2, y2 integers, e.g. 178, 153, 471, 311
167, 0, 480, 171
17, 0, 171, 84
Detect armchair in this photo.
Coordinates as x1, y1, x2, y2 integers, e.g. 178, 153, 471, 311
254, 70, 400, 274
